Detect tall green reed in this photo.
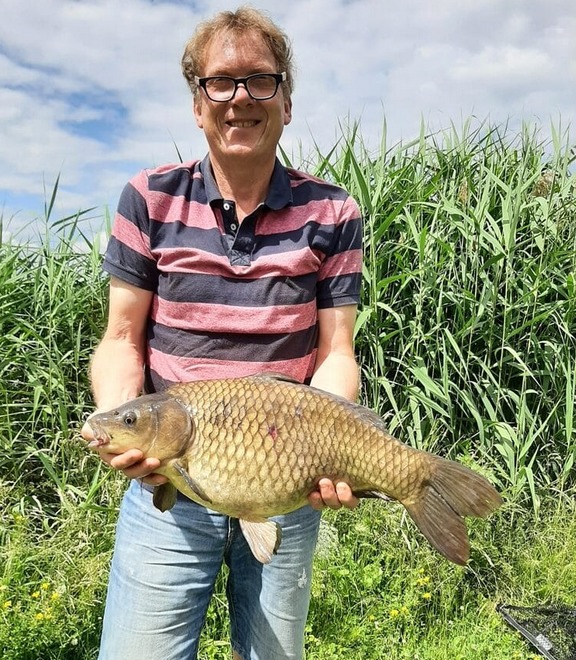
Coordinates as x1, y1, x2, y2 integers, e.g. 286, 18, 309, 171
292, 119, 576, 509
2, 120, 574, 518
0, 197, 109, 519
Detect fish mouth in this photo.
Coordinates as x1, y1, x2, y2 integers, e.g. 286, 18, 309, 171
86, 425, 111, 449
87, 437, 109, 449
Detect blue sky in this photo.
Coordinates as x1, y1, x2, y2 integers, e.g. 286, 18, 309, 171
1, 0, 575, 241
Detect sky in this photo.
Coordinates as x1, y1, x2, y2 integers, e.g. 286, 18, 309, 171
1, 0, 575, 241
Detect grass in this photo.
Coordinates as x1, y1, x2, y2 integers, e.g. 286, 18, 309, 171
1, 118, 575, 658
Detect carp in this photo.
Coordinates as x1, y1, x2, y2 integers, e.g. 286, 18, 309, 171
87, 374, 502, 564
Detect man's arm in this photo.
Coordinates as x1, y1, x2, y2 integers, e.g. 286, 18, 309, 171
307, 304, 360, 510
81, 276, 166, 483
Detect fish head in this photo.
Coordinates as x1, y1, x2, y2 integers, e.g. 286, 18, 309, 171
87, 393, 194, 460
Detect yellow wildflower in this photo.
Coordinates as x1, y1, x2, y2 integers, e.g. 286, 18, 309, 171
41, 582, 50, 590
32, 591, 40, 599
400, 606, 409, 615
422, 592, 432, 600
35, 613, 45, 621
389, 609, 400, 618
51, 592, 61, 601
2, 600, 12, 609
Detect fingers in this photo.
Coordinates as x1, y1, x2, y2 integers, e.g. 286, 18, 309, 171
91, 442, 167, 486
308, 478, 359, 511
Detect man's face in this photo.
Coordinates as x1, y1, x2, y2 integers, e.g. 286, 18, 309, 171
193, 31, 292, 165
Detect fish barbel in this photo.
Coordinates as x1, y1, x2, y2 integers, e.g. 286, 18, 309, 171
87, 374, 502, 564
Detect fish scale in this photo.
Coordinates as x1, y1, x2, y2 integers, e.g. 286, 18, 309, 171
88, 373, 502, 565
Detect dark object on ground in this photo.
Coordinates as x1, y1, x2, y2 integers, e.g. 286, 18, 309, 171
497, 603, 576, 660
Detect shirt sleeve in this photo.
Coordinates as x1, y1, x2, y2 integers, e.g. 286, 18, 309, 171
102, 171, 159, 291
316, 194, 363, 309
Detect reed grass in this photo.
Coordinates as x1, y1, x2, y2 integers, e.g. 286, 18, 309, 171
302, 119, 576, 510
1, 118, 575, 658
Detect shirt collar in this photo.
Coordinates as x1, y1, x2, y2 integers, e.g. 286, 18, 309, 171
200, 154, 293, 210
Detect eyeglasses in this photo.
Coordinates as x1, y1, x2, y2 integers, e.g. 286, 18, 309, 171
194, 72, 286, 102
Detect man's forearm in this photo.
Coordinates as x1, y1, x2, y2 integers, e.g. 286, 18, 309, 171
90, 337, 146, 411
309, 352, 359, 402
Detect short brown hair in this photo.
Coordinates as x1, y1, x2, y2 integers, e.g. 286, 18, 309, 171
181, 6, 294, 98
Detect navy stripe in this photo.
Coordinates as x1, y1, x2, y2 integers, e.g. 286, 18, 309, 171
144, 161, 349, 208
158, 271, 317, 306
116, 182, 150, 231
148, 321, 318, 361
150, 221, 223, 254
104, 237, 158, 290
148, 164, 203, 201
148, 215, 361, 257
289, 177, 350, 205
317, 274, 362, 307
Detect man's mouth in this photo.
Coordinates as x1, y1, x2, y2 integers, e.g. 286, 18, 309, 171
227, 120, 259, 128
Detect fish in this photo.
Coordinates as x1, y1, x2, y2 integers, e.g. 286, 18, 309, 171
87, 373, 502, 565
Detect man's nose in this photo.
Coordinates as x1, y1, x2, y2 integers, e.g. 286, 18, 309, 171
231, 82, 252, 102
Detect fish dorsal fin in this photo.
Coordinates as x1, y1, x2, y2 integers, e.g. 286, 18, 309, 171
250, 372, 300, 384
173, 461, 213, 504
152, 483, 178, 512
239, 519, 282, 564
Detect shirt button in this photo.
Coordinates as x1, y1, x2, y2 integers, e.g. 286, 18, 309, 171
230, 223, 237, 231
223, 202, 231, 211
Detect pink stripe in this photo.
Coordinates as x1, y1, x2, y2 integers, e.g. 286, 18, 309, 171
112, 214, 153, 259
148, 348, 317, 383
131, 162, 201, 196
149, 161, 200, 176
319, 249, 363, 280
147, 193, 218, 230
131, 164, 217, 230
256, 199, 350, 235
156, 246, 322, 277
288, 168, 328, 187
152, 299, 317, 334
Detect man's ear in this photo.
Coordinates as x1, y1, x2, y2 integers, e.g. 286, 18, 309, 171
193, 97, 203, 129
284, 96, 292, 126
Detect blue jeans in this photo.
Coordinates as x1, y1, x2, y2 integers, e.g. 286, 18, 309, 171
98, 480, 321, 660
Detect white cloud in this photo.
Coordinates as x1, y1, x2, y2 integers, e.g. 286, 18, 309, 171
0, 0, 574, 238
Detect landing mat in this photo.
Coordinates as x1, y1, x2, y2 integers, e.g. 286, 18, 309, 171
497, 603, 576, 660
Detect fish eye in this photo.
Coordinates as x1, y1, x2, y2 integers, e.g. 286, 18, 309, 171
123, 411, 138, 426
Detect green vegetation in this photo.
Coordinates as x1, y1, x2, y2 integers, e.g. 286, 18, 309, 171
1, 120, 575, 658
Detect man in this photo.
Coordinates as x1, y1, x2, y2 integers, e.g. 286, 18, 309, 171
83, 7, 363, 659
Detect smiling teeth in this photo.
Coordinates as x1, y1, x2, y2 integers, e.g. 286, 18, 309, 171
229, 121, 256, 127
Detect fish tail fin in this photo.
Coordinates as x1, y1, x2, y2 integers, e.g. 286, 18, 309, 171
403, 457, 502, 565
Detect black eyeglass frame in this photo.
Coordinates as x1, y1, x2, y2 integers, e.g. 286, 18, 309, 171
194, 72, 287, 102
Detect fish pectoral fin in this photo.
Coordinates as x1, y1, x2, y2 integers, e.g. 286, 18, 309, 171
152, 483, 178, 512
353, 489, 394, 502
239, 519, 282, 564
173, 461, 213, 504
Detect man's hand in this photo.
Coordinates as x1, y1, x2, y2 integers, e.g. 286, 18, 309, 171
308, 478, 359, 511
81, 417, 167, 485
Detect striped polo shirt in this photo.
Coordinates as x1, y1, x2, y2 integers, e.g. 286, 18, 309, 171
103, 155, 362, 392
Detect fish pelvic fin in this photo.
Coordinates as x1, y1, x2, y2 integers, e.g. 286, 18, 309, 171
239, 519, 282, 564
404, 457, 502, 566
152, 483, 178, 512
